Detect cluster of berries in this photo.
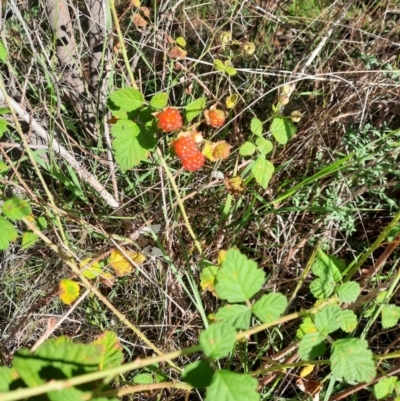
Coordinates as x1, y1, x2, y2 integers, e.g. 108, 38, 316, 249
156, 106, 228, 172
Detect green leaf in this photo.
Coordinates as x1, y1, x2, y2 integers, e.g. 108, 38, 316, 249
374, 377, 397, 399
0, 367, 15, 392
48, 388, 86, 401
200, 265, 219, 293
205, 370, 259, 401
93, 331, 123, 370
336, 282, 360, 303
215, 248, 265, 303
314, 304, 342, 335
255, 137, 273, 155
313, 251, 343, 282
0, 119, 8, 138
250, 118, 263, 136
239, 141, 256, 156
310, 251, 342, 300
0, 216, 18, 251
199, 323, 236, 359
270, 117, 296, 145
21, 231, 39, 249
37, 216, 48, 229
13, 337, 102, 387
298, 332, 326, 360
381, 304, 400, 329
134, 373, 153, 384
3, 197, 31, 221
0, 40, 7, 62
214, 59, 226, 72
150, 92, 169, 110
252, 293, 288, 323
109, 88, 144, 112
111, 121, 150, 171
185, 97, 206, 122
310, 278, 335, 300
0, 160, 10, 174
296, 317, 317, 339
215, 304, 252, 330
182, 360, 214, 389
340, 310, 358, 332
251, 157, 274, 189
225, 66, 237, 76
176, 36, 186, 47
331, 339, 375, 383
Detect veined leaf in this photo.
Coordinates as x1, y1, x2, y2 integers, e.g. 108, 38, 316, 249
109, 88, 144, 112
199, 323, 236, 360
215, 248, 265, 303
270, 117, 296, 145
331, 339, 375, 383
59, 279, 80, 305
251, 157, 274, 189
252, 293, 288, 324
215, 304, 252, 330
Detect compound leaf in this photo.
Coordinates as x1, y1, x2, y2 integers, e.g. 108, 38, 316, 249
109, 88, 144, 111
239, 141, 256, 156
215, 248, 265, 303
199, 323, 236, 360
340, 310, 358, 332
331, 339, 375, 383
270, 117, 296, 145
296, 317, 317, 339
337, 282, 360, 303
298, 332, 326, 361
150, 92, 168, 110
215, 304, 252, 330
251, 157, 274, 189
250, 118, 263, 136
182, 360, 214, 389
252, 293, 288, 324
314, 304, 342, 335
205, 370, 259, 401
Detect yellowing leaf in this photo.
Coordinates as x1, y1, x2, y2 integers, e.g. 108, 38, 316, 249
217, 250, 227, 265
59, 279, 80, 305
300, 364, 315, 378
109, 249, 145, 276
225, 94, 238, 109
220, 31, 231, 46
224, 175, 245, 196
175, 36, 186, 47
80, 258, 102, 279
243, 42, 255, 55
200, 266, 219, 296
202, 141, 215, 161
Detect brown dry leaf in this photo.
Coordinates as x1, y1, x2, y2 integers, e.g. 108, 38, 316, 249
296, 378, 322, 401
109, 249, 146, 276
131, 13, 147, 28
168, 46, 187, 60
100, 272, 115, 287
140, 6, 150, 18
224, 175, 245, 195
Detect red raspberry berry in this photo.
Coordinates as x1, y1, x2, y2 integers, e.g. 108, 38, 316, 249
172, 136, 198, 159
181, 151, 205, 172
157, 108, 183, 132
212, 141, 231, 160
205, 108, 226, 128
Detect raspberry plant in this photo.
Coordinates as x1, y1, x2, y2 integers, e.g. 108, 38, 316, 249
0, 248, 387, 401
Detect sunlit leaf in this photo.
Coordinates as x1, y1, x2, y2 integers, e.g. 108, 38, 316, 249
3, 197, 31, 221
331, 339, 375, 383
199, 323, 236, 359
59, 279, 80, 305
109, 249, 145, 276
